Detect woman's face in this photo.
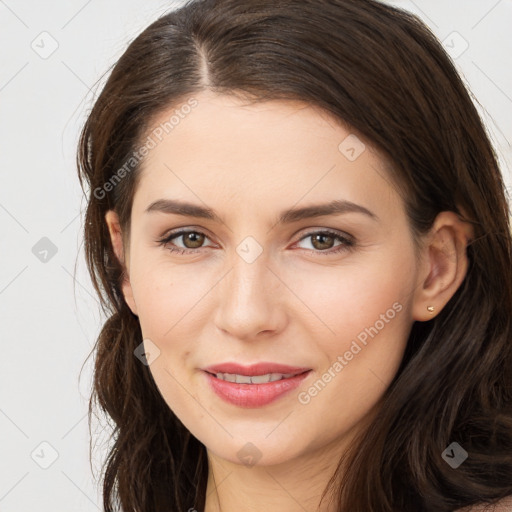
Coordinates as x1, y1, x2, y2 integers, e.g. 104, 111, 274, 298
108, 90, 425, 467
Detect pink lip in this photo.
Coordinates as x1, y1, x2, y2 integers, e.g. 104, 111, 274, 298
201, 364, 312, 408
202, 362, 311, 376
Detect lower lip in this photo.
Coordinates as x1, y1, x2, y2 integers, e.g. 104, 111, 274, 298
203, 370, 312, 408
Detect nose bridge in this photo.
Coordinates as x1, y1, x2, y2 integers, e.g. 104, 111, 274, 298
225, 242, 272, 309
213, 237, 283, 338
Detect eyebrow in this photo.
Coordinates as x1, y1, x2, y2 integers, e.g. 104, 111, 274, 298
144, 198, 378, 224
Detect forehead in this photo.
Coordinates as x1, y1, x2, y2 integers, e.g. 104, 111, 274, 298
132, 90, 399, 220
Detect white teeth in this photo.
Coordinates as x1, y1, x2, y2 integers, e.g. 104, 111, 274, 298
236, 374, 254, 384
214, 372, 295, 384
248, 374, 273, 384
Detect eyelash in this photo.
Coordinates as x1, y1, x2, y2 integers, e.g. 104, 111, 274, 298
156, 228, 355, 256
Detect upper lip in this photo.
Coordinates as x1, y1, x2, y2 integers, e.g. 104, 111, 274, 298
202, 362, 312, 376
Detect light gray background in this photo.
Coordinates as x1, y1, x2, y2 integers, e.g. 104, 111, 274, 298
1, 1, 511, 510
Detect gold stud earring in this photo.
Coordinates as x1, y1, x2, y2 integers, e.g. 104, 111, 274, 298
427, 306, 435, 313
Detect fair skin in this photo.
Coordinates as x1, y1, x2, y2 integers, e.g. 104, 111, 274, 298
105, 90, 474, 511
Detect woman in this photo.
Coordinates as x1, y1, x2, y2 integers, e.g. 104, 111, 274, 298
77, 0, 512, 510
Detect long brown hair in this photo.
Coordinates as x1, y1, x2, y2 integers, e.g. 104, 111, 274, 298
76, 0, 512, 510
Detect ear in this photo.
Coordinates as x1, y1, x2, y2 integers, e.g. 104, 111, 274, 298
412, 210, 474, 322
104, 210, 138, 316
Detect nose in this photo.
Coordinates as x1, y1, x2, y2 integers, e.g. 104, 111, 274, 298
213, 249, 287, 341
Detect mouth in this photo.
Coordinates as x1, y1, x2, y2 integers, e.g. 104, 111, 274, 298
204, 369, 310, 384
201, 366, 312, 408
202, 361, 311, 377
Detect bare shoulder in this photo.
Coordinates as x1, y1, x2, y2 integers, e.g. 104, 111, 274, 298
456, 495, 512, 511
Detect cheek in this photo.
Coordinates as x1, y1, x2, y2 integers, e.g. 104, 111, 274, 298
129, 256, 212, 340
285, 251, 414, 343
129, 261, 208, 418
293, 249, 414, 408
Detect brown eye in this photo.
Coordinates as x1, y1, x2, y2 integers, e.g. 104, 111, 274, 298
295, 229, 355, 256
157, 229, 213, 254
181, 231, 206, 249
310, 233, 335, 251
